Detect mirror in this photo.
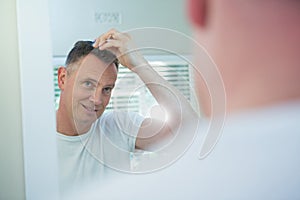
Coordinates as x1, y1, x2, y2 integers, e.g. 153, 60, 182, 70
19, 0, 201, 199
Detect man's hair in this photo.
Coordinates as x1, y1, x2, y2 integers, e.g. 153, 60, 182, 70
65, 40, 119, 74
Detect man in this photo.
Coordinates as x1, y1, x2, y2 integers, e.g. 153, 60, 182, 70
56, 29, 198, 196
66, 0, 300, 199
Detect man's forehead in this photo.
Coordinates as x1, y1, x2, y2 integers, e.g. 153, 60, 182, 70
75, 54, 117, 80
80, 54, 110, 68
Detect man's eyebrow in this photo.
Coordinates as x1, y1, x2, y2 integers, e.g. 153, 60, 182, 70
83, 78, 115, 87
82, 78, 98, 84
104, 84, 115, 88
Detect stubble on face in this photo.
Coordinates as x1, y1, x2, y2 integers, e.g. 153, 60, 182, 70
71, 54, 118, 134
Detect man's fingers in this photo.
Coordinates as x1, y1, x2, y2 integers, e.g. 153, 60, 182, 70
93, 37, 101, 48
99, 39, 122, 51
93, 29, 120, 48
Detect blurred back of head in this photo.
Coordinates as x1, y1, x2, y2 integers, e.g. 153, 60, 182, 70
187, 0, 300, 115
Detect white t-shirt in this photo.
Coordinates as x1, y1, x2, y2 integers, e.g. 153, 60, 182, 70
56, 111, 144, 197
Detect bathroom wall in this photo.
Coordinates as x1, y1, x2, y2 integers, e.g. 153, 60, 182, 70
0, 0, 25, 199
49, 0, 192, 56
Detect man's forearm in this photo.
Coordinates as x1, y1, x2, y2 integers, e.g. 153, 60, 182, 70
133, 62, 198, 130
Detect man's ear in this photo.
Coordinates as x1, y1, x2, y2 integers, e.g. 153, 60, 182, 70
57, 66, 67, 90
187, 0, 207, 27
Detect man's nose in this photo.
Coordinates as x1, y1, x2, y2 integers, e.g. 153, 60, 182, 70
89, 88, 103, 105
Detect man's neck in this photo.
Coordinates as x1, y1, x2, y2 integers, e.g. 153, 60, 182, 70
56, 109, 91, 136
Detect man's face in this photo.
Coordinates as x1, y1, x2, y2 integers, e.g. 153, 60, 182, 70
64, 53, 117, 131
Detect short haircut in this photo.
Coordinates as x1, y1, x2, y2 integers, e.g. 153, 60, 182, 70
65, 40, 119, 74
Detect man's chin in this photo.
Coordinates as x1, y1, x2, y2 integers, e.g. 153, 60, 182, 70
74, 114, 97, 125
74, 110, 104, 128
73, 119, 96, 134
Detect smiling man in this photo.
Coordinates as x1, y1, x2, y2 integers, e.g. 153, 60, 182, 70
57, 42, 119, 135
55, 30, 198, 196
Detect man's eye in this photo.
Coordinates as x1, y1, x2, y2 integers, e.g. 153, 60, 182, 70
103, 87, 113, 95
83, 81, 93, 88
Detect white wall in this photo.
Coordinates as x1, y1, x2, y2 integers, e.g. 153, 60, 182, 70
0, 0, 25, 199
49, 0, 192, 56
0, 0, 60, 199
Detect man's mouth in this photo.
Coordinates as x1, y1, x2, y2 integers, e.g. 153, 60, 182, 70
82, 104, 98, 113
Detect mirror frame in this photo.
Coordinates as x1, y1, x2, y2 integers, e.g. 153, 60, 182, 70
17, 0, 59, 199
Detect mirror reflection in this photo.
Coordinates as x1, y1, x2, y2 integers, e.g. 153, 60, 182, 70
50, 1, 200, 198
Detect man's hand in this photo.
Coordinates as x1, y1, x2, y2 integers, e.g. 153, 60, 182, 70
93, 29, 147, 71
94, 29, 198, 152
